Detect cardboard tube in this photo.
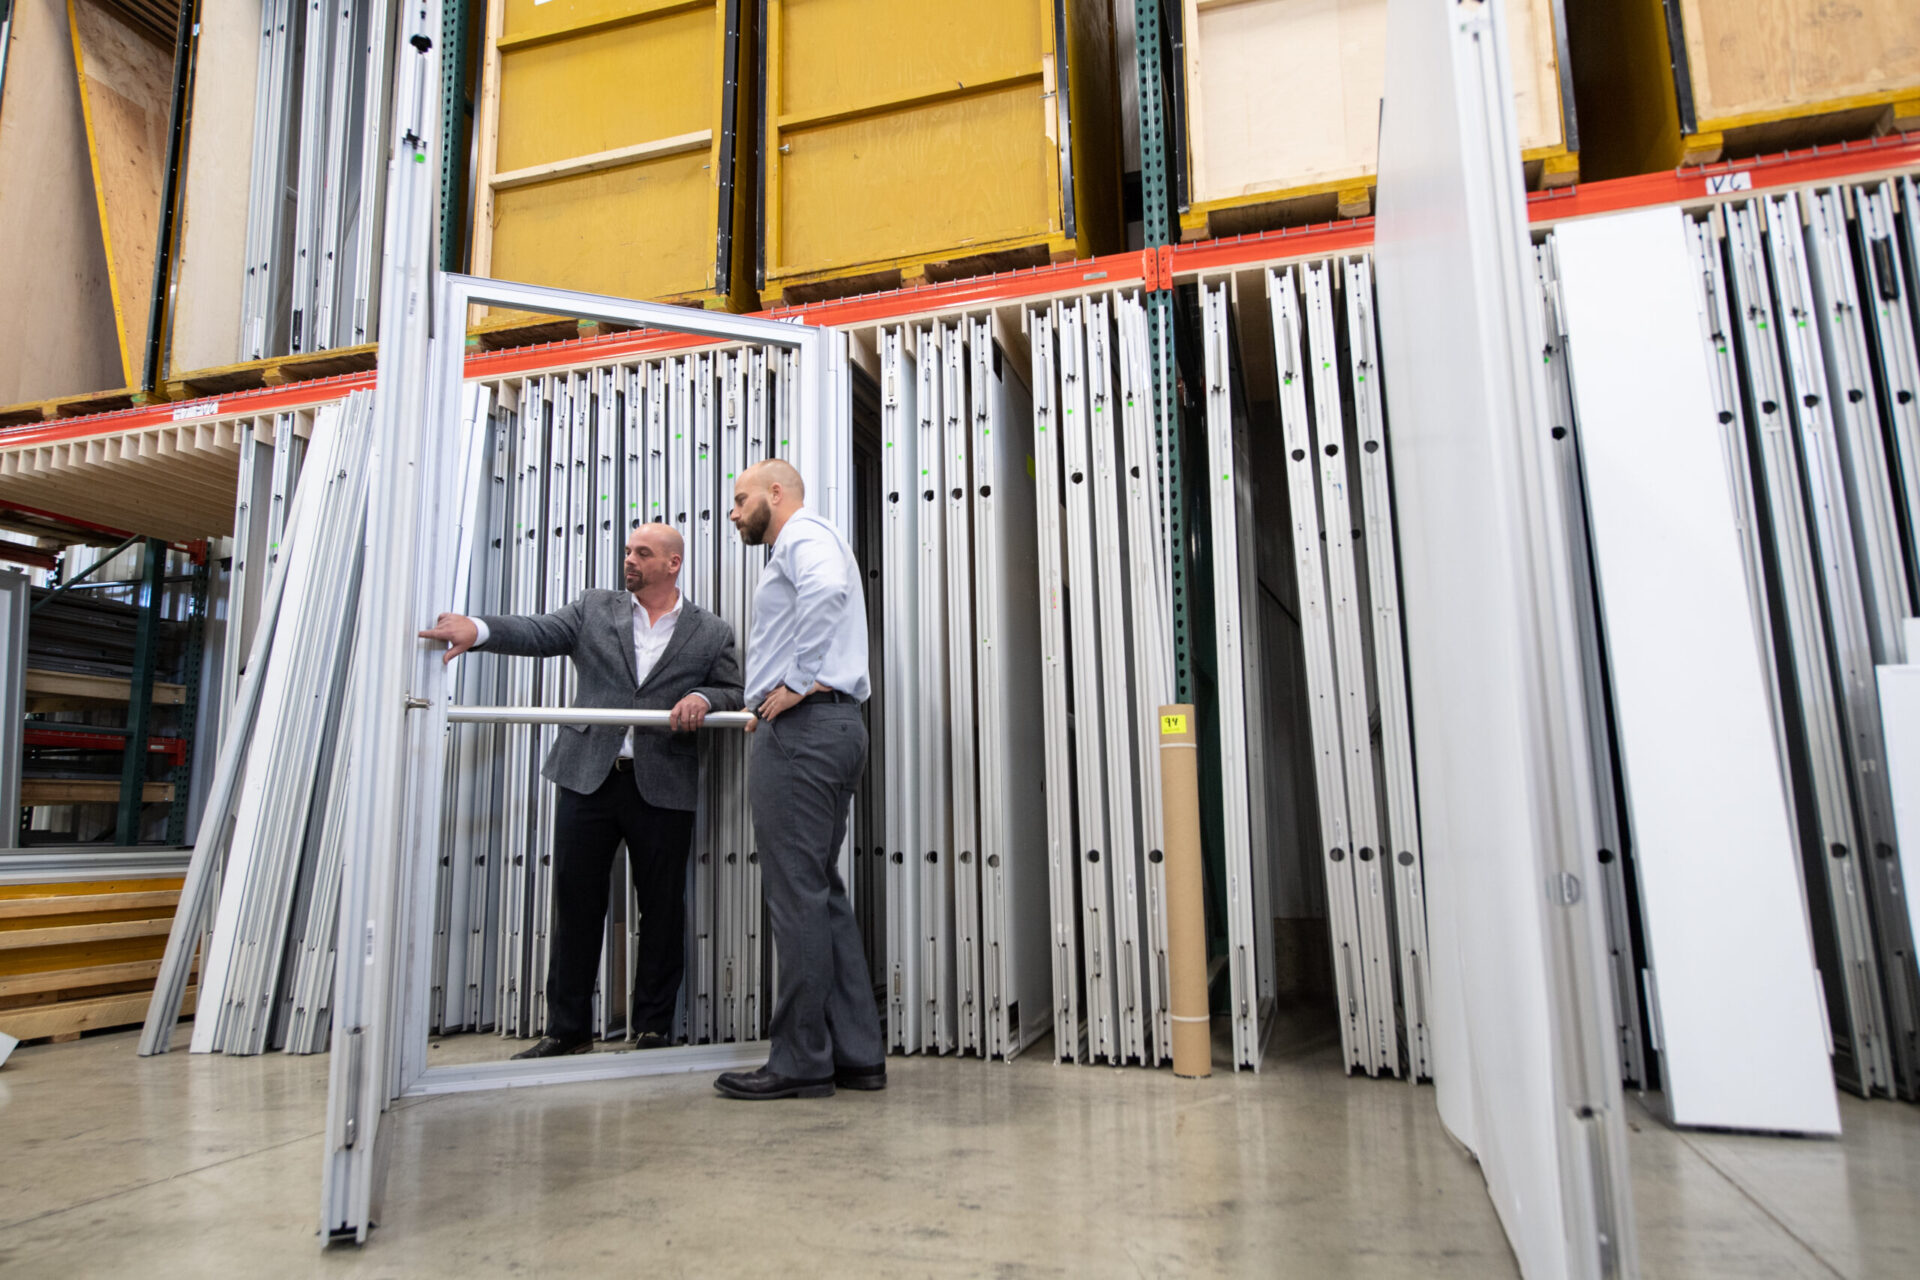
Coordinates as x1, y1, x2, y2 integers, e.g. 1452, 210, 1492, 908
1159, 703, 1211, 1078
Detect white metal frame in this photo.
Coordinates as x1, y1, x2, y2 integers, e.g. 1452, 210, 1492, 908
321, 258, 839, 1242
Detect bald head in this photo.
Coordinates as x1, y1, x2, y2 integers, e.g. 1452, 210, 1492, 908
623, 521, 684, 599
741, 458, 805, 499
731, 458, 805, 547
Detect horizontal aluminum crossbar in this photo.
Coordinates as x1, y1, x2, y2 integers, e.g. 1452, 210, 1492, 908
441, 706, 756, 728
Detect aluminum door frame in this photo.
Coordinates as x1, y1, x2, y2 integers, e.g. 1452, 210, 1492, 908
1855, 183, 1920, 606
1342, 255, 1434, 1081
940, 321, 985, 1056
1113, 291, 1175, 1066
1769, 192, 1920, 1096
880, 325, 923, 1054
968, 316, 1052, 1061
1029, 305, 1084, 1062
1724, 202, 1892, 1095
1084, 294, 1150, 1065
1200, 280, 1267, 1071
1532, 242, 1648, 1090
915, 324, 955, 1054
1302, 262, 1399, 1075
1268, 267, 1370, 1073
324, 263, 837, 1244
1057, 299, 1121, 1064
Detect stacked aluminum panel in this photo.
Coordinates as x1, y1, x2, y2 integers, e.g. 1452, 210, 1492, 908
240, 1, 399, 360
1192, 260, 1434, 1079
1023, 292, 1177, 1067
1677, 189, 1920, 1100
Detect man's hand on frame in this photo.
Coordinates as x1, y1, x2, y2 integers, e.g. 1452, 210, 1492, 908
418, 612, 478, 664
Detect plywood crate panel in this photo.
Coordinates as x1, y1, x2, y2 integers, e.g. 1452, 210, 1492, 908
758, 0, 1122, 307
1178, 0, 1573, 238
1569, 0, 1920, 178
471, 0, 758, 323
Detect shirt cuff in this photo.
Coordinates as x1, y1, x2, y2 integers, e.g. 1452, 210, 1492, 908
471, 617, 490, 648
688, 691, 709, 706
785, 676, 811, 697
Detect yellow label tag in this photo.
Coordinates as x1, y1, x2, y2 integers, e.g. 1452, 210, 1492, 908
1160, 714, 1188, 735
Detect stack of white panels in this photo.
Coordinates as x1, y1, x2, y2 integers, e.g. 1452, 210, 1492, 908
1025, 292, 1177, 1067
240, 1, 399, 360
1211, 260, 1430, 1079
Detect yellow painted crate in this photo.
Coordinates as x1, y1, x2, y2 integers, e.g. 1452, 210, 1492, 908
1569, 0, 1920, 180
470, 0, 758, 323
1176, 0, 1577, 240
758, 0, 1123, 307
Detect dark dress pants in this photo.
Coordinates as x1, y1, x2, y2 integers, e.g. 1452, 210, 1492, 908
547, 766, 695, 1041
751, 700, 885, 1079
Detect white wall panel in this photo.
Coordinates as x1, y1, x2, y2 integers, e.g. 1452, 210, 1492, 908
1875, 665, 1920, 978
1375, 1, 1638, 1276
1555, 208, 1839, 1136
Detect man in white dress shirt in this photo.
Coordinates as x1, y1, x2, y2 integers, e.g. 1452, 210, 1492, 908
714, 459, 885, 1100
418, 524, 743, 1057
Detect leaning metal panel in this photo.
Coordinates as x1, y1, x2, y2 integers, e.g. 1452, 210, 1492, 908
1029, 305, 1084, 1063
1769, 192, 1920, 1097
1533, 241, 1647, 1091
1200, 280, 1266, 1071
880, 325, 924, 1054
1268, 267, 1369, 1073
1724, 201, 1891, 1096
1343, 255, 1434, 1082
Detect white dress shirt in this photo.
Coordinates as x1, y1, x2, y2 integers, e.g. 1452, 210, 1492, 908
745, 508, 870, 704
472, 591, 702, 756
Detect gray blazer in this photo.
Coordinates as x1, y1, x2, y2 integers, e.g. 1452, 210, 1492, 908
478, 591, 744, 811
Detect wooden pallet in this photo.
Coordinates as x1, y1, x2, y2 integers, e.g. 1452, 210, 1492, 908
163, 343, 379, 402
25, 669, 186, 712
0, 387, 146, 430
0, 878, 188, 1044
1687, 92, 1920, 167
761, 238, 1066, 310
1179, 145, 1580, 243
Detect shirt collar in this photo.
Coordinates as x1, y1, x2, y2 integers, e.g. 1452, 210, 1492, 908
633, 590, 683, 625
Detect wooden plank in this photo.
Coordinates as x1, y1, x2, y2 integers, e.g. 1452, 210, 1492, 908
0, 933, 173, 976
166, 1, 263, 374
0, 877, 183, 900
0, 957, 169, 997
19, 779, 175, 805
24, 668, 188, 705
0, 915, 175, 949
0, 0, 123, 405
0, 890, 180, 919
0, 983, 195, 1041
489, 129, 713, 191
69, 0, 174, 387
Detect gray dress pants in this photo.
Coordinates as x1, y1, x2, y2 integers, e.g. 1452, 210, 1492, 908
751, 699, 884, 1079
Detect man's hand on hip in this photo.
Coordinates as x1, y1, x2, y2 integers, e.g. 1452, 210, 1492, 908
418, 612, 479, 664
669, 693, 710, 732
756, 682, 828, 724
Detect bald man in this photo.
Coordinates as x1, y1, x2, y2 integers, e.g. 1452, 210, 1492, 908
715, 460, 884, 1100
420, 523, 743, 1057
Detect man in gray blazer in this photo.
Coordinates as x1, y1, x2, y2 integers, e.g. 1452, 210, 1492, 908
419, 523, 743, 1057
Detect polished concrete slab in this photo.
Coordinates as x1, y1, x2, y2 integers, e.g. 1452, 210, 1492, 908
0, 1014, 1913, 1278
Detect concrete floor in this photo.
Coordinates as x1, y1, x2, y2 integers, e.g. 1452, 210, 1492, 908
0, 1014, 1914, 1278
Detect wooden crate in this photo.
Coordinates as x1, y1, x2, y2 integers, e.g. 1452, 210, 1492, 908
469, 0, 759, 323
1175, 0, 1576, 240
1569, 0, 1920, 180
0, 878, 190, 1044
757, 0, 1123, 307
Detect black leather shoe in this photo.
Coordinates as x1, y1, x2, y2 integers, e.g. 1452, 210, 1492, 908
714, 1066, 835, 1100
511, 1035, 592, 1060
834, 1062, 886, 1091
632, 1030, 671, 1050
